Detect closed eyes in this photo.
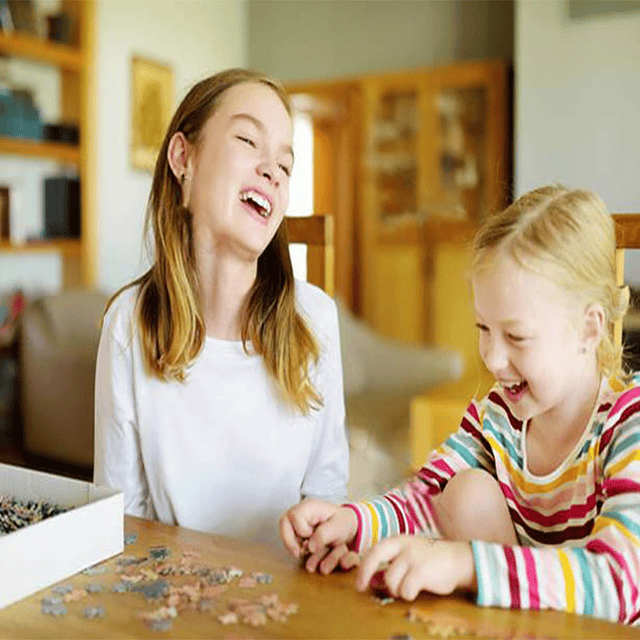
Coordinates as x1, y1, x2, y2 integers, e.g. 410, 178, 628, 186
476, 323, 530, 343
237, 134, 292, 177
236, 135, 256, 148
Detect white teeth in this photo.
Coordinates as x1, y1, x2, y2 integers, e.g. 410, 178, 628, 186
240, 190, 272, 217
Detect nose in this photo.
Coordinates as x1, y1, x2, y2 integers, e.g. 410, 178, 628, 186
481, 335, 509, 376
257, 157, 279, 185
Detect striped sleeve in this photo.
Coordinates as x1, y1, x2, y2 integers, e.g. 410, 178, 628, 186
345, 398, 496, 552
472, 391, 640, 625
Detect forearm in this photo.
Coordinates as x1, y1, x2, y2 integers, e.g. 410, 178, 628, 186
472, 538, 639, 624
345, 478, 442, 553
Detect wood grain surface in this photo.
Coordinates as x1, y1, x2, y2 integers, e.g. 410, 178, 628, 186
0, 515, 637, 639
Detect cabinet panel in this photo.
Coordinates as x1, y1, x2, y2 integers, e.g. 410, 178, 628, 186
372, 245, 427, 344
360, 60, 510, 349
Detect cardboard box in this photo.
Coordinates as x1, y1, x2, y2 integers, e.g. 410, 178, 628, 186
0, 463, 123, 609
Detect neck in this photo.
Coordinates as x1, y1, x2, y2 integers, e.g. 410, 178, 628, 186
530, 361, 602, 449
195, 246, 257, 341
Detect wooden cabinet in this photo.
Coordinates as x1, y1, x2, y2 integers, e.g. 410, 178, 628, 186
0, 0, 95, 288
359, 60, 510, 353
287, 60, 510, 362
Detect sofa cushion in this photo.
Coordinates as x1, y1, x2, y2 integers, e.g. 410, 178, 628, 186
20, 289, 109, 468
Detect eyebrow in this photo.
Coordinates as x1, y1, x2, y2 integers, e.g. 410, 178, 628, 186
474, 312, 526, 328
231, 113, 294, 161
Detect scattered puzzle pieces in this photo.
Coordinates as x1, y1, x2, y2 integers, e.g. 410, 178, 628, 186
83, 605, 106, 619
41, 597, 67, 616
63, 588, 87, 603
85, 582, 104, 594
124, 533, 138, 546
39, 543, 298, 633
406, 608, 478, 638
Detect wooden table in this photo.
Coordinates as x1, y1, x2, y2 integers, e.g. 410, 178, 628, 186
0, 515, 637, 639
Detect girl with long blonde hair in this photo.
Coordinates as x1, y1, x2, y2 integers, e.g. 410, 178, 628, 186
281, 185, 640, 625
95, 69, 348, 544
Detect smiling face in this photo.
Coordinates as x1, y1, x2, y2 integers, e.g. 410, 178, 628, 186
472, 250, 592, 425
182, 81, 293, 261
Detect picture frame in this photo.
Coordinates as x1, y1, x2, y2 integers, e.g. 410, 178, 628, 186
0, 186, 9, 241
130, 56, 174, 172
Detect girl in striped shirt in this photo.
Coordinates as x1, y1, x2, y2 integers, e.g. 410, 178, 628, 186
280, 185, 640, 624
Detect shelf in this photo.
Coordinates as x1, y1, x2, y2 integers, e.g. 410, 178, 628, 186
0, 31, 82, 71
0, 136, 80, 164
0, 238, 81, 257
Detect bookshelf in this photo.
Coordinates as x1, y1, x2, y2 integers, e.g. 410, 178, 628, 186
0, 0, 95, 288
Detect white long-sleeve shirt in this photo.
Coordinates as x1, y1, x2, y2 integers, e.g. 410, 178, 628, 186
94, 280, 349, 545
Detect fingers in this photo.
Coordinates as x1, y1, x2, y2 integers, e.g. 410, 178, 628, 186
281, 502, 359, 576
318, 543, 353, 575
280, 500, 335, 558
280, 499, 336, 558
397, 572, 422, 601
304, 549, 327, 574
339, 551, 360, 571
280, 513, 303, 558
355, 537, 402, 592
307, 507, 357, 554
384, 556, 416, 600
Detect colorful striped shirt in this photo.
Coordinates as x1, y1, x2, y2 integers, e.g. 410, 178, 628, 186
345, 375, 640, 624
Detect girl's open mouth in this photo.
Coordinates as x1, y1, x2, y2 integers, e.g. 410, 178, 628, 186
503, 380, 528, 403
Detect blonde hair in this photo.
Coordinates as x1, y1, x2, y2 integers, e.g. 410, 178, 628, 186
472, 184, 629, 378
109, 68, 321, 414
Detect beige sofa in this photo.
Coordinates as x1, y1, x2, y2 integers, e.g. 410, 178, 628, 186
337, 300, 462, 497
20, 290, 109, 469
19, 292, 462, 493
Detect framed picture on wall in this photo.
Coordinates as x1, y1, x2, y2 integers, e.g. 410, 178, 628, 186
130, 56, 174, 172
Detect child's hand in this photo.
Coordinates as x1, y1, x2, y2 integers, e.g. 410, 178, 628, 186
280, 499, 360, 574
355, 536, 476, 601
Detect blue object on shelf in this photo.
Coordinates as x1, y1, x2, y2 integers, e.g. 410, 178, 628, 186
0, 87, 43, 140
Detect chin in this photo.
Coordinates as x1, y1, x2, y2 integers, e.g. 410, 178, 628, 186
504, 398, 533, 423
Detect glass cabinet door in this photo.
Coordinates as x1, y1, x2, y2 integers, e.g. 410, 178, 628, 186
369, 87, 419, 220
423, 61, 509, 223
359, 62, 509, 345
431, 86, 487, 220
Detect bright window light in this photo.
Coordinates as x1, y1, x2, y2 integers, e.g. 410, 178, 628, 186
286, 111, 313, 281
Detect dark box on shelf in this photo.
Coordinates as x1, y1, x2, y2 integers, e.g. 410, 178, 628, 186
43, 177, 80, 238
43, 122, 79, 145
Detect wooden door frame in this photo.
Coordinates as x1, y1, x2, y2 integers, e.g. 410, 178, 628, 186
285, 79, 361, 311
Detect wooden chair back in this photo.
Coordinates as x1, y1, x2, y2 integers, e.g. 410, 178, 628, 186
285, 214, 335, 296
612, 214, 640, 346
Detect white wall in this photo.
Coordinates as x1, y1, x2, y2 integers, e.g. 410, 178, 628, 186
248, 0, 513, 82
96, 0, 247, 293
515, 1, 640, 211
516, 0, 640, 283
